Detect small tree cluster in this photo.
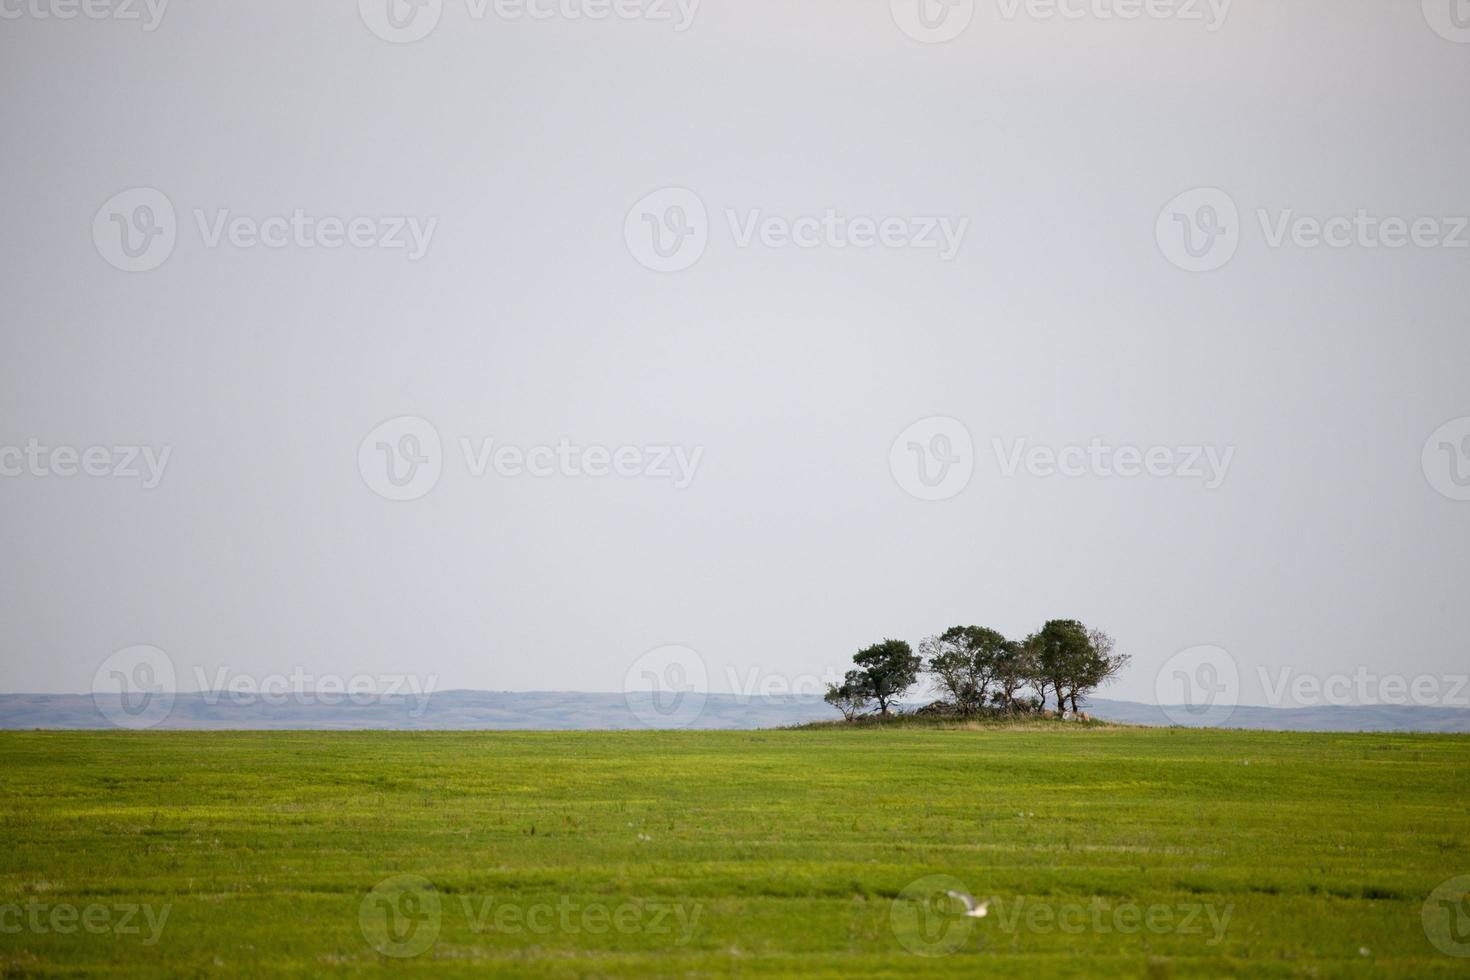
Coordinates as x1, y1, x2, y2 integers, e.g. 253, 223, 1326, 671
825, 621, 1129, 721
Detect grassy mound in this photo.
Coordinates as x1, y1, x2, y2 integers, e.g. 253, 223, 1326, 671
792, 710, 1115, 730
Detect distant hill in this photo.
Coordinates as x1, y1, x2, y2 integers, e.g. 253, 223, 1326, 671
0, 691, 832, 731
1084, 697, 1470, 734
1, 691, 1467, 733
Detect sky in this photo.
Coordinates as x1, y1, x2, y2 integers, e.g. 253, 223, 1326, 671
1, 0, 1467, 712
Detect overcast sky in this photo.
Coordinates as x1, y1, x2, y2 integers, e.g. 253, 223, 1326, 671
1, 0, 1467, 709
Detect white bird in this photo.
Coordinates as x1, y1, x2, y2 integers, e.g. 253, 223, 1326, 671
945, 891, 992, 918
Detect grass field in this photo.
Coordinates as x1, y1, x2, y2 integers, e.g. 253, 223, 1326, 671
2, 724, 1469, 977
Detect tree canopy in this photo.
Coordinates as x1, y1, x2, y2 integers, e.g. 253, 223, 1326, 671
848, 639, 922, 716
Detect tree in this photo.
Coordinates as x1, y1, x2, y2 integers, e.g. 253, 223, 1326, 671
990, 638, 1035, 713
1020, 633, 1053, 711
823, 672, 873, 721
851, 638, 921, 716
1030, 619, 1092, 714
921, 626, 1011, 715
1062, 627, 1131, 713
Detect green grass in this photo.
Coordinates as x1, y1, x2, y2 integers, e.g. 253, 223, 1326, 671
1, 726, 1468, 977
